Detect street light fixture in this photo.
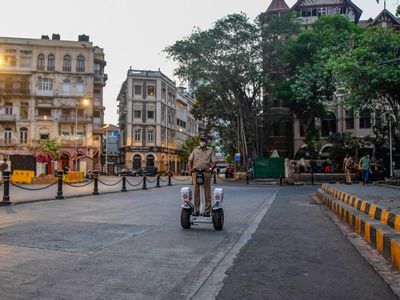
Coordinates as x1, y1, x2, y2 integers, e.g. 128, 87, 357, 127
75, 98, 90, 171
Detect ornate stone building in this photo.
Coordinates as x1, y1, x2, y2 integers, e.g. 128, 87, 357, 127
0, 34, 106, 174
117, 69, 198, 173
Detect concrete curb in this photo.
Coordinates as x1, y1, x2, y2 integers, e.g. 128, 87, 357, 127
321, 184, 400, 232
317, 187, 400, 271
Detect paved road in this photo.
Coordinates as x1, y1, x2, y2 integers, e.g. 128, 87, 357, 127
217, 186, 397, 300
0, 182, 275, 299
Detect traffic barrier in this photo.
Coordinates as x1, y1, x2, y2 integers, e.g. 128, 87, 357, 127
12, 170, 34, 184
63, 171, 84, 183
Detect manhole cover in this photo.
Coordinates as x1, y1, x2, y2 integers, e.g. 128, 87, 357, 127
0, 221, 151, 253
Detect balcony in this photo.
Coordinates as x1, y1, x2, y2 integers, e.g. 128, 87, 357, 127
60, 139, 84, 147
0, 139, 17, 146
58, 115, 92, 124
94, 74, 107, 85
0, 114, 16, 122
0, 88, 30, 96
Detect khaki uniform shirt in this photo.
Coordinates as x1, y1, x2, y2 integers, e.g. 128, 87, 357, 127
189, 146, 217, 170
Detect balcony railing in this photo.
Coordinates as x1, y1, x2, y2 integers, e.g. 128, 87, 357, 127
60, 139, 84, 147
58, 115, 92, 123
0, 139, 17, 146
0, 114, 16, 122
0, 88, 30, 96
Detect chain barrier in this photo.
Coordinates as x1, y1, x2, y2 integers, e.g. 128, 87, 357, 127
11, 181, 57, 191
146, 177, 157, 184
125, 178, 144, 187
98, 178, 123, 187
159, 177, 169, 183
64, 180, 94, 188
172, 176, 192, 182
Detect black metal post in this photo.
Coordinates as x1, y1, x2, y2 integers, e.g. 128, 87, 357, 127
56, 170, 64, 199
213, 172, 217, 185
1, 171, 11, 206
156, 175, 160, 188
246, 173, 249, 185
168, 173, 172, 186
311, 168, 314, 185
121, 175, 127, 192
280, 173, 283, 186
92, 170, 99, 195
142, 176, 147, 190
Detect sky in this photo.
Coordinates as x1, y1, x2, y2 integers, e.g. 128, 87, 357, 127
1, 0, 398, 124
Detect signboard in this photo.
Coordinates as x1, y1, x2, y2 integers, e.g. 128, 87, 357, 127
235, 153, 241, 162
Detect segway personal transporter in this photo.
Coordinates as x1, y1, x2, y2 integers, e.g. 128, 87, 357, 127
180, 169, 224, 230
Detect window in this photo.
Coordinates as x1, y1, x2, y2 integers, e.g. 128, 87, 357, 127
38, 78, 53, 91
63, 79, 71, 95
76, 132, 83, 140
360, 111, 371, 129
37, 54, 45, 70
134, 130, 142, 141
63, 55, 71, 72
47, 54, 55, 71
4, 128, 12, 143
40, 134, 49, 140
345, 110, 354, 130
134, 110, 141, 119
5, 102, 12, 115
76, 55, 85, 72
134, 85, 142, 95
20, 127, 28, 144
38, 107, 51, 116
76, 80, 84, 95
147, 131, 154, 142
62, 132, 70, 140
20, 103, 28, 120
148, 86, 155, 96
94, 63, 101, 75
321, 113, 337, 137
147, 110, 154, 119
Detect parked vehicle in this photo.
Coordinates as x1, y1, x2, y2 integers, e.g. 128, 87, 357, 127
132, 168, 143, 176
142, 166, 158, 176
356, 163, 387, 181
117, 168, 134, 176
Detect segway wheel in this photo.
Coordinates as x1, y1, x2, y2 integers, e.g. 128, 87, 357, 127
181, 208, 191, 229
212, 209, 224, 231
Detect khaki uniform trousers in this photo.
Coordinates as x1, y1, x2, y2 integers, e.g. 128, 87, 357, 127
345, 168, 352, 183
192, 172, 212, 214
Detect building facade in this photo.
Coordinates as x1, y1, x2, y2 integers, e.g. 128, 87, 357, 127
0, 34, 106, 174
117, 69, 198, 173
101, 124, 120, 175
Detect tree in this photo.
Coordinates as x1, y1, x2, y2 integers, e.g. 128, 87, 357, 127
165, 13, 263, 166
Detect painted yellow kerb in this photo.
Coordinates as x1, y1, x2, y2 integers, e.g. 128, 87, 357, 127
360, 201, 367, 213
369, 205, 377, 218
381, 211, 390, 225
365, 223, 371, 243
354, 198, 360, 209
376, 230, 384, 254
391, 240, 400, 271
395, 216, 400, 231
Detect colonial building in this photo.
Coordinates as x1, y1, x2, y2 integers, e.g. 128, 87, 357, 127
117, 69, 198, 173
0, 34, 106, 174
264, 0, 396, 160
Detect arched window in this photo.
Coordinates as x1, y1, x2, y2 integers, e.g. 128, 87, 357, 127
47, 54, 55, 71
321, 112, 337, 137
76, 55, 85, 72
37, 54, 45, 70
63, 55, 71, 72
20, 127, 28, 144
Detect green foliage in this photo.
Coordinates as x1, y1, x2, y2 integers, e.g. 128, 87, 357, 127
181, 136, 199, 163
327, 132, 357, 169
35, 140, 60, 160
165, 13, 263, 164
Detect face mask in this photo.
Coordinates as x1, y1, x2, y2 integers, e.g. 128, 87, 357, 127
200, 142, 206, 148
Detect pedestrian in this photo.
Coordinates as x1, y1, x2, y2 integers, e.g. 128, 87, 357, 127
188, 133, 217, 217
343, 154, 353, 184
359, 154, 371, 185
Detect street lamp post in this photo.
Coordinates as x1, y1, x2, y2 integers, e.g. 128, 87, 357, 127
75, 98, 90, 171
389, 115, 393, 178
102, 124, 110, 175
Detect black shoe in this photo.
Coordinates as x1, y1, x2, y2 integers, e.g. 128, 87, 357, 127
204, 212, 210, 217
193, 212, 199, 217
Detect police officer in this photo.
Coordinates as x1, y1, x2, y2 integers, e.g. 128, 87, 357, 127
188, 133, 217, 216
